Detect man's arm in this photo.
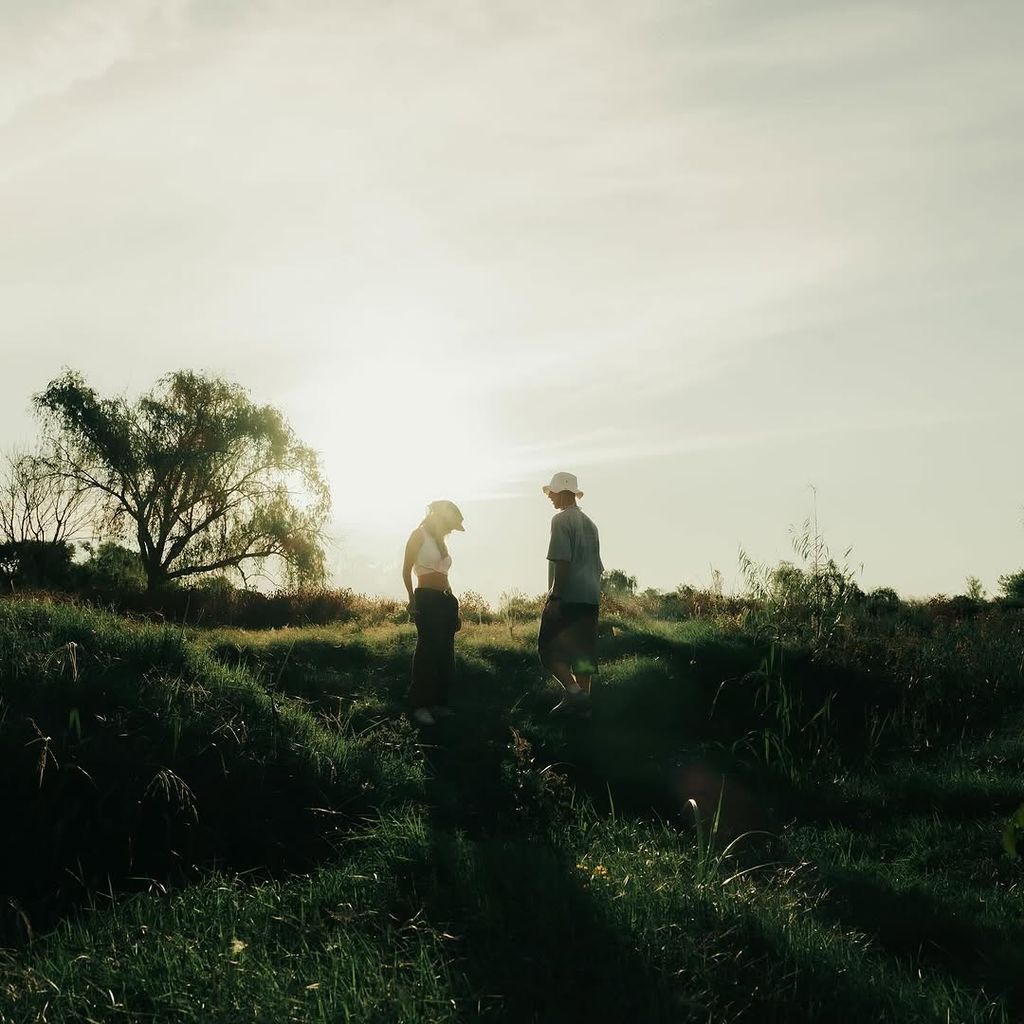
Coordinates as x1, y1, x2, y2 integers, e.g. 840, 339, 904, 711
547, 514, 572, 601
548, 559, 570, 601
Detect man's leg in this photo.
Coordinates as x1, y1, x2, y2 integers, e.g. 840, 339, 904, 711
539, 602, 582, 695
545, 655, 581, 694
548, 670, 587, 713
569, 607, 599, 696
542, 649, 589, 713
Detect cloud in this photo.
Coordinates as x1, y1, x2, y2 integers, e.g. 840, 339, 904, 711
0, 1, 191, 127
1, 1, 1021, 598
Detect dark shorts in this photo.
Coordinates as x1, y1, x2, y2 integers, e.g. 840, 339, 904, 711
538, 601, 599, 675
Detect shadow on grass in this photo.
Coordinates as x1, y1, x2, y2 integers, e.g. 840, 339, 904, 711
214, 620, 948, 845
810, 866, 1024, 1018
224, 623, 781, 834
426, 638, 766, 835
784, 769, 1024, 829
213, 622, 1022, 1015
688, 893, 1008, 1024
413, 831, 686, 1023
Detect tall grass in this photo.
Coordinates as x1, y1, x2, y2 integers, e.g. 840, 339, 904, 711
2, 593, 1023, 1021
0, 600, 423, 944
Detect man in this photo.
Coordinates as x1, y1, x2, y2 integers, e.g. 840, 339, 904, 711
539, 471, 603, 714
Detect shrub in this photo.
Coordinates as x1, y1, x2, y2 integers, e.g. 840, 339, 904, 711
740, 555, 861, 649
602, 569, 637, 595
998, 569, 1024, 603
78, 541, 147, 591
739, 513, 863, 651
863, 586, 902, 617
0, 539, 76, 589
662, 584, 751, 621
458, 589, 493, 625
600, 594, 642, 618
498, 590, 539, 637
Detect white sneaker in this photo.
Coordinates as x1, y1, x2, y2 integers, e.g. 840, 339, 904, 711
550, 691, 589, 715
411, 707, 436, 726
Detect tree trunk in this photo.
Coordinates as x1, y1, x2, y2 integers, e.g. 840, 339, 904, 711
144, 560, 168, 592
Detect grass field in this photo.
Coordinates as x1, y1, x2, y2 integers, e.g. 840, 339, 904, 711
1, 597, 1023, 1022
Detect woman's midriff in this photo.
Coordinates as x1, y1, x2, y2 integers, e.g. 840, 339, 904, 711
415, 571, 450, 591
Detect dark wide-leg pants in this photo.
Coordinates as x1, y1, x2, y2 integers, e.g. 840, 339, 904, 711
408, 589, 459, 707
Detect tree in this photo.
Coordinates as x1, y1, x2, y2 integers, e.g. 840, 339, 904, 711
34, 370, 331, 590
0, 448, 92, 590
79, 541, 147, 591
0, 448, 92, 545
602, 569, 637, 595
998, 570, 1024, 603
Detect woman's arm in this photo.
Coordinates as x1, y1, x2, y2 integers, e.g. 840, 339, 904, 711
403, 529, 423, 612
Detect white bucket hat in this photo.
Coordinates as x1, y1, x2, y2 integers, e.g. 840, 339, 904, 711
542, 471, 583, 498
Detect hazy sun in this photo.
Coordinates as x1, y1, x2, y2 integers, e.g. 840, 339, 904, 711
312, 354, 506, 533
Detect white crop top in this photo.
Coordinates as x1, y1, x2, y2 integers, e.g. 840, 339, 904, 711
413, 529, 452, 577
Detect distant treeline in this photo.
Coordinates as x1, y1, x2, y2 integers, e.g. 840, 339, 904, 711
3, 535, 1023, 631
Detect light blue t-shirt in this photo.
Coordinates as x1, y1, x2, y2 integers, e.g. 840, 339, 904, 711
547, 506, 603, 605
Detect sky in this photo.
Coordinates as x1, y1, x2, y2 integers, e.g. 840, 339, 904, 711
1, 0, 1022, 602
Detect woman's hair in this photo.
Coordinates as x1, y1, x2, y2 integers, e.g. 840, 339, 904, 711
425, 499, 462, 520
419, 500, 462, 557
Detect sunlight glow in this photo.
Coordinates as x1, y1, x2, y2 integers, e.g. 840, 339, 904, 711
313, 353, 507, 534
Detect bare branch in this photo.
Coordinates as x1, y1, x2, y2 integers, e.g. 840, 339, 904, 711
0, 448, 95, 544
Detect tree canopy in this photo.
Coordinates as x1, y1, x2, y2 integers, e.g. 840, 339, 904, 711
601, 568, 637, 595
34, 370, 331, 590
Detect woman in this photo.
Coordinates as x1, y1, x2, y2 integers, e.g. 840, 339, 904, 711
403, 499, 465, 726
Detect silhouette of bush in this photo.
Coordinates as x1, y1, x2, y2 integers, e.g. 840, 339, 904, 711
600, 589, 643, 617
998, 569, 1024, 604
156, 583, 366, 628
492, 589, 540, 638
942, 595, 986, 619
0, 580, 370, 628
457, 589, 494, 624
664, 584, 752, 620
78, 542, 147, 591
0, 539, 76, 589
863, 586, 902, 616
601, 568, 637, 595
